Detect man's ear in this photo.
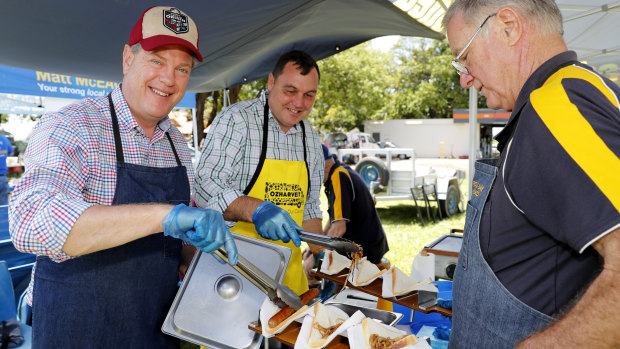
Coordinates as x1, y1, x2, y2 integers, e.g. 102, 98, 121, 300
122, 44, 134, 75
496, 7, 523, 46
267, 73, 275, 92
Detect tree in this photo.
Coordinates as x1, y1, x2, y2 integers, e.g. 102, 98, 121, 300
310, 42, 396, 132
239, 78, 267, 101
194, 85, 243, 146
389, 37, 486, 119
1, 113, 40, 124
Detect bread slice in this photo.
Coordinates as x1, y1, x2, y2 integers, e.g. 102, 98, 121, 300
307, 302, 347, 348
264, 304, 310, 335
392, 266, 433, 296
361, 317, 417, 349
387, 335, 418, 349
325, 250, 352, 274
352, 258, 389, 285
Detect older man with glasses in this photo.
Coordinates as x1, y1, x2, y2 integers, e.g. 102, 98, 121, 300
442, 1, 620, 348
451, 13, 496, 76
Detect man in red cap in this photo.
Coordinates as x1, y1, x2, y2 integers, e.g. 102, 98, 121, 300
7, 6, 292, 348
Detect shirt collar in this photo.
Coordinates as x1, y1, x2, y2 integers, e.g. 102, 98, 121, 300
110, 86, 171, 136
328, 159, 342, 179
495, 51, 579, 152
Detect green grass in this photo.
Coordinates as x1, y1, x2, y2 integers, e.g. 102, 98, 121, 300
374, 172, 469, 274
375, 200, 465, 274
319, 180, 467, 275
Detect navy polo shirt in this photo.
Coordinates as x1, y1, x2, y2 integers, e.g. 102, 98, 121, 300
324, 160, 389, 263
480, 51, 620, 315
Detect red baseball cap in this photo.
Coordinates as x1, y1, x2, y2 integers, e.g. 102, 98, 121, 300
129, 6, 203, 62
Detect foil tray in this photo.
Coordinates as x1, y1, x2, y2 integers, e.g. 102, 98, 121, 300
162, 233, 292, 349
325, 302, 403, 328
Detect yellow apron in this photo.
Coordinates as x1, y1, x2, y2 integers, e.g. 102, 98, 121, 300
230, 100, 310, 295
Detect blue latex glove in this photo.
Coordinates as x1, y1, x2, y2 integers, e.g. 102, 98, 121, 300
433, 325, 452, 340
437, 299, 452, 309
251, 201, 301, 247
162, 204, 238, 265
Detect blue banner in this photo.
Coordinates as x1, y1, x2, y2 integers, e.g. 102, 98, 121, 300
0, 65, 195, 109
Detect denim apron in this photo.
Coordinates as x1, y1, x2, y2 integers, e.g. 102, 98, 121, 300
31, 94, 190, 349
230, 101, 310, 295
449, 155, 553, 348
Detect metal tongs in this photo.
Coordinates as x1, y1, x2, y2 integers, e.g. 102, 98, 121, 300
212, 231, 358, 311
214, 248, 302, 311
298, 230, 361, 255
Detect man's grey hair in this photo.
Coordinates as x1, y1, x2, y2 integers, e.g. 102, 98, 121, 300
130, 43, 198, 68
441, 0, 563, 37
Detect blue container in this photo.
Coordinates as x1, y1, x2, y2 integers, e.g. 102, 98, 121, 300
417, 325, 449, 349
393, 303, 412, 325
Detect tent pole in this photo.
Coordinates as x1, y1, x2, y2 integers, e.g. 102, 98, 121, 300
192, 108, 200, 158
223, 89, 230, 108
468, 86, 478, 200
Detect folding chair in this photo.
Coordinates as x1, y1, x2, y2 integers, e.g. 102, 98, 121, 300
421, 178, 442, 221
411, 186, 432, 226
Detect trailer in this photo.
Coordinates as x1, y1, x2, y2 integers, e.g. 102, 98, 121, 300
337, 148, 464, 218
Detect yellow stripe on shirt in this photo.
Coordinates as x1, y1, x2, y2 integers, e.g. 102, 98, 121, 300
530, 65, 620, 211
330, 167, 351, 219
545, 65, 619, 108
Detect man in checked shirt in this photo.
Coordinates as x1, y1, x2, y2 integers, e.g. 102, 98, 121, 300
7, 6, 285, 349
195, 51, 324, 297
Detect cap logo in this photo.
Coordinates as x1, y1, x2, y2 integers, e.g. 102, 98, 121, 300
162, 8, 189, 34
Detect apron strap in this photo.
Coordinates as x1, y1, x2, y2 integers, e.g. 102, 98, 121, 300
299, 121, 310, 197
243, 101, 270, 195
165, 132, 182, 166
108, 93, 125, 163
243, 98, 310, 195
108, 93, 182, 167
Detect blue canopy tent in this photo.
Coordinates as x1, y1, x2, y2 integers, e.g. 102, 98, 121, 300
0, 0, 445, 155
0, 0, 443, 93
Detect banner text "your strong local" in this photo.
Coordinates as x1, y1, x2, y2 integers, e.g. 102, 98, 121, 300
36, 71, 118, 98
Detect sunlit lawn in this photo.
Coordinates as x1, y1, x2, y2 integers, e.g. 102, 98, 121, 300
371, 169, 469, 274
318, 187, 466, 275
374, 200, 465, 273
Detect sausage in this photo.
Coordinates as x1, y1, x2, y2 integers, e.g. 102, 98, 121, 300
268, 288, 320, 328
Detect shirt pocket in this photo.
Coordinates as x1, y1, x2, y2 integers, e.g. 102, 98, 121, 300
458, 202, 478, 270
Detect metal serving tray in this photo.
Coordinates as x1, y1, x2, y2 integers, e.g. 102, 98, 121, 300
423, 233, 462, 280
162, 233, 292, 349
325, 302, 403, 327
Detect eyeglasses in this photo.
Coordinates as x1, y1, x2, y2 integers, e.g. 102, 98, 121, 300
451, 13, 497, 75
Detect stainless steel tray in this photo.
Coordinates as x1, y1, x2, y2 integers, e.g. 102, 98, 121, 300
423, 233, 462, 280
325, 302, 403, 327
162, 233, 292, 349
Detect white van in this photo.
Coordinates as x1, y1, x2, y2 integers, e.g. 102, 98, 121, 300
349, 132, 379, 149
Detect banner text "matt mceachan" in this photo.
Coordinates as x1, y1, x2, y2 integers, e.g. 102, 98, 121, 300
36, 71, 118, 89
